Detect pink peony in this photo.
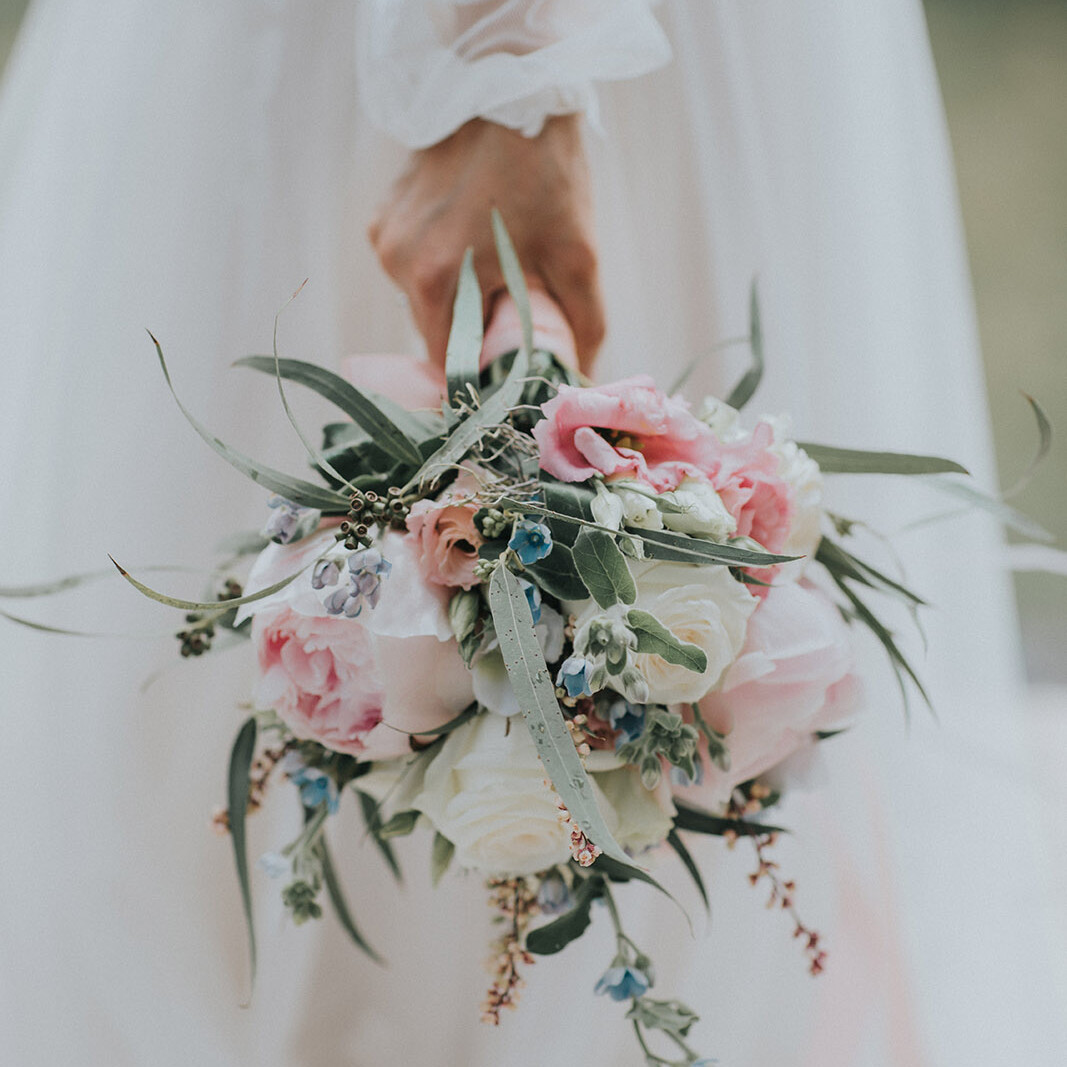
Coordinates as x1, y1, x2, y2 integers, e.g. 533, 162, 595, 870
405, 470, 484, 589
708, 421, 796, 556
532, 376, 719, 492
246, 531, 475, 760
673, 581, 861, 808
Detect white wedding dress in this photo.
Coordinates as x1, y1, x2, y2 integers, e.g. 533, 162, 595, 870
1, 3, 1064, 1065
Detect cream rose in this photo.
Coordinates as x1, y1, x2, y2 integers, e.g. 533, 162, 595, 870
588, 560, 756, 705
412, 713, 583, 876
592, 765, 675, 854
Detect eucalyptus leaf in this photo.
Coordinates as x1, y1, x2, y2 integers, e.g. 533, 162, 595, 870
910, 477, 1055, 542
626, 610, 708, 672
725, 278, 764, 410
445, 248, 483, 406
525, 874, 603, 955
797, 442, 968, 476
235, 355, 423, 467
0, 564, 197, 600
431, 833, 455, 887
572, 528, 636, 608
378, 809, 420, 839
227, 717, 257, 994
318, 833, 383, 963
487, 565, 634, 868
672, 802, 785, 838
356, 790, 402, 882
491, 208, 533, 356
109, 556, 305, 613
1004, 392, 1053, 498
500, 498, 794, 568
816, 538, 926, 607
666, 829, 709, 914
147, 333, 349, 510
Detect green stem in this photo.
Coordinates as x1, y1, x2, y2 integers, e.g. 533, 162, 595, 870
632, 1020, 672, 1066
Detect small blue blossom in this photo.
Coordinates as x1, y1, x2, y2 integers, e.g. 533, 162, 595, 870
556, 656, 594, 698
508, 519, 553, 565
608, 699, 646, 747
594, 964, 651, 1002
537, 872, 573, 915
279, 753, 340, 814
323, 548, 392, 618
311, 558, 341, 590
257, 851, 291, 879
263, 495, 319, 545
518, 577, 542, 624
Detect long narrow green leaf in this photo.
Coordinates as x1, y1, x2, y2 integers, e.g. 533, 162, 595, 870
572, 528, 636, 608
525, 874, 603, 955
830, 573, 932, 714
910, 477, 1055, 542
672, 802, 785, 838
487, 566, 634, 869
403, 347, 529, 492
500, 498, 795, 568
109, 556, 305, 612
725, 279, 764, 410
147, 333, 348, 510
491, 208, 533, 356
445, 248, 484, 405
797, 442, 969, 476
356, 790, 402, 883
1004, 393, 1053, 499
816, 538, 926, 607
227, 717, 258, 995
666, 829, 709, 913
0, 606, 203, 639
0, 564, 199, 599
234, 356, 424, 468
318, 833, 383, 963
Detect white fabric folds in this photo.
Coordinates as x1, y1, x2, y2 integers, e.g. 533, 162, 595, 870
356, 0, 671, 146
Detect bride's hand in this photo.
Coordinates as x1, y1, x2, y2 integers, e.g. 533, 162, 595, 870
369, 115, 603, 372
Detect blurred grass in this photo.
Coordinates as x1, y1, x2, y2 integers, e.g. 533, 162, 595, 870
1, 0, 1064, 677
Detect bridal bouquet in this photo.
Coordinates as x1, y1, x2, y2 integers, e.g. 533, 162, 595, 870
21, 215, 998, 1066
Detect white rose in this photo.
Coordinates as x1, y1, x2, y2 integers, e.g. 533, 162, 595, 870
592, 766, 675, 854
660, 477, 737, 540
697, 396, 747, 441
591, 481, 625, 530
413, 713, 602, 876
625, 560, 756, 704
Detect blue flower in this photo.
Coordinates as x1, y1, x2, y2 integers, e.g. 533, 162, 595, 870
324, 548, 392, 618
594, 964, 651, 1002
509, 519, 553, 565
518, 577, 542, 624
556, 656, 594, 698
537, 872, 573, 915
294, 769, 339, 814
608, 699, 646, 747
263, 495, 319, 545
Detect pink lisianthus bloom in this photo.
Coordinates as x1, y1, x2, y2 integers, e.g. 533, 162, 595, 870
673, 581, 861, 808
244, 530, 474, 760
708, 421, 796, 557
405, 470, 485, 590
532, 376, 719, 492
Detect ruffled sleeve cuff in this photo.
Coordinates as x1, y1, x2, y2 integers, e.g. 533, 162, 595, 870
356, 0, 672, 148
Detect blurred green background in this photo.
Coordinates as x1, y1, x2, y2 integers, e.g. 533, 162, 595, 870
1, 0, 1064, 679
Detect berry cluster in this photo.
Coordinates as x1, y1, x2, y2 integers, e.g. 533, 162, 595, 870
336, 487, 409, 550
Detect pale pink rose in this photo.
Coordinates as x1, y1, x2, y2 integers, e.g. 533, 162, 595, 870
708, 421, 796, 557
532, 376, 719, 491
673, 581, 861, 808
405, 471, 484, 590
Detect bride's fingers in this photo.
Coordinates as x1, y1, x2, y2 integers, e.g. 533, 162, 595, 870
542, 256, 605, 373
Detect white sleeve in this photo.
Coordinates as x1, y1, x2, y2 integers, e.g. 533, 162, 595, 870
356, 0, 672, 148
